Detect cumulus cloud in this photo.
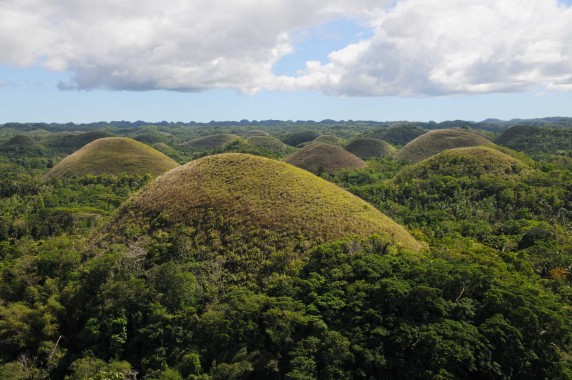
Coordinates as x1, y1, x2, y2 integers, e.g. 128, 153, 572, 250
285, 0, 572, 96
0, 0, 571, 95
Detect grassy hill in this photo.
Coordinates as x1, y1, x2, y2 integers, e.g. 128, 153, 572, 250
285, 143, 366, 174
282, 131, 320, 147
44, 137, 179, 179
310, 135, 343, 146
368, 124, 427, 146
345, 138, 396, 160
244, 130, 271, 138
0, 135, 44, 156
246, 136, 289, 152
44, 130, 115, 152
395, 129, 493, 163
183, 133, 240, 150
105, 154, 423, 264
496, 125, 572, 156
395, 146, 528, 181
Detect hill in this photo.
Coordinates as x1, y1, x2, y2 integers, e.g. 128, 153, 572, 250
496, 125, 572, 156
0, 135, 44, 156
43, 137, 179, 179
310, 135, 343, 145
282, 131, 320, 146
368, 124, 427, 146
183, 133, 240, 150
246, 136, 289, 153
345, 138, 396, 160
105, 154, 423, 263
44, 130, 115, 152
395, 146, 528, 181
243, 130, 271, 138
395, 129, 493, 163
285, 144, 366, 174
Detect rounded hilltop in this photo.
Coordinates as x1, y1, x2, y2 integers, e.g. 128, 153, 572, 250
310, 135, 343, 146
107, 153, 423, 255
43, 137, 179, 179
395, 146, 528, 181
345, 138, 397, 160
183, 133, 240, 150
0, 135, 44, 155
285, 143, 366, 174
395, 129, 493, 163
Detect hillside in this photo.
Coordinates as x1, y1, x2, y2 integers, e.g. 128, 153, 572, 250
44, 137, 179, 179
106, 154, 423, 256
395, 146, 528, 181
0, 135, 44, 156
285, 143, 366, 174
243, 129, 271, 138
345, 138, 396, 160
310, 134, 343, 145
183, 133, 240, 150
368, 124, 427, 146
44, 130, 115, 152
395, 129, 493, 163
246, 135, 289, 152
496, 125, 572, 156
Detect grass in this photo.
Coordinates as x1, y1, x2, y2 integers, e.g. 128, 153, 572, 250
310, 135, 343, 146
246, 136, 289, 152
43, 137, 179, 179
395, 129, 493, 163
285, 144, 366, 174
244, 130, 271, 138
395, 146, 529, 181
184, 134, 240, 150
0, 135, 44, 155
345, 138, 397, 160
110, 153, 424, 252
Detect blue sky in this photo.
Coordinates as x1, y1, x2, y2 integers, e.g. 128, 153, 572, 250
1, 0, 572, 123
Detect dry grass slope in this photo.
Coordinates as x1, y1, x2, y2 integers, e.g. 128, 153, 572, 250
311, 135, 343, 146
395, 146, 528, 181
44, 137, 179, 179
244, 130, 271, 138
246, 136, 289, 151
285, 144, 366, 174
395, 129, 493, 163
111, 153, 423, 252
184, 134, 240, 150
345, 138, 397, 160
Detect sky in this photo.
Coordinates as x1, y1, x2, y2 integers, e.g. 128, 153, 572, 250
1, 0, 572, 124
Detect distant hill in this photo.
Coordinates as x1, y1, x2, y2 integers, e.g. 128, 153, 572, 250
183, 133, 240, 150
395, 129, 493, 163
395, 146, 528, 181
103, 154, 423, 270
243, 130, 270, 138
285, 143, 366, 174
246, 136, 289, 153
282, 131, 320, 147
0, 135, 44, 156
496, 125, 572, 156
345, 138, 396, 160
44, 137, 178, 179
310, 135, 343, 146
367, 124, 427, 146
44, 130, 115, 152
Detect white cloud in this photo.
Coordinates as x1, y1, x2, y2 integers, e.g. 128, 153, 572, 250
0, 0, 571, 96
288, 0, 572, 96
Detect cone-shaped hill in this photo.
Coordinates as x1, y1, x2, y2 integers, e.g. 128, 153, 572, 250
311, 135, 343, 146
44, 137, 179, 180
184, 133, 240, 150
244, 130, 270, 138
394, 146, 528, 182
345, 138, 397, 160
105, 154, 423, 266
246, 136, 289, 151
285, 144, 366, 174
395, 129, 493, 163
0, 135, 44, 155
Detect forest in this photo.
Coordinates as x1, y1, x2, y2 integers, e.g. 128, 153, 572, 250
0, 118, 571, 379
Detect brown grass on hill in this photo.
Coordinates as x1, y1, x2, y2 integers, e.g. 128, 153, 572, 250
285, 143, 366, 174
244, 130, 271, 138
395, 129, 493, 163
310, 135, 343, 146
345, 138, 397, 160
183, 134, 240, 150
43, 137, 179, 179
108, 153, 424, 253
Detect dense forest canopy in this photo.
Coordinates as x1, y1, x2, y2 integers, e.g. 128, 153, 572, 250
0, 118, 571, 379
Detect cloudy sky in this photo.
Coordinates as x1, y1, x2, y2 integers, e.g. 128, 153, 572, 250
1, 0, 572, 123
